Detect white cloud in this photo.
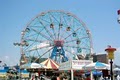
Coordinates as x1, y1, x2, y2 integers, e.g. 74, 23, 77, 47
5, 56, 8, 59
117, 47, 120, 52
96, 52, 106, 54
0, 55, 19, 66
114, 47, 120, 66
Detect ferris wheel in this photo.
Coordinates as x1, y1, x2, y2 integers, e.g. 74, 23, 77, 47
21, 10, 93, 63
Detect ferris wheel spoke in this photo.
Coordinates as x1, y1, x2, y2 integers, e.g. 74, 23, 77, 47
64, 45, 78, 48
61, 17, 75, 38
57, 24, 61, 40
49, 15, 57, 39
49, 12, 61, 40
23, 27, 45, 39
67, 15, 74, 29
64, 48, 75, 55
57, 15, 63, 40
28, 26, 44, 28
40, 47, 54, 57
59, 26, 73, 40
36, 49, 41, 60
80, 41, 90, 49
51, 27, 57, 39
40, 18, 51, 24
25, 38, 50, 43
39, 17, 57, 39
64, 45, 89, 50
24, 33, 38, 39
63, 27, 82, 40
59, 17, 72, 40
33, 47, 54, 62
31, 28, 53, 41
63, 49, 78, 60
59, 21, 75, 40
24, 34, 40, 51
61, 30, 72, 40
60, 17, 80, 40
31, 51, 40, 63
64, 39, 76, 43
23, 29, 50, 50
64, 36, 89, 43
24, 41, 36, 52
27, 45, 53, 52
49, 13, 60, 23
37, 18, 55, 40
63, 15, 68, 25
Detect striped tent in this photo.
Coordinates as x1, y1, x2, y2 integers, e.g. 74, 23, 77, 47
40, 58, 59, 69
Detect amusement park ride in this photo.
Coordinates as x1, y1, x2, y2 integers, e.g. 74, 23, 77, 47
117, 9, 120, 24
14, 10, 93, 65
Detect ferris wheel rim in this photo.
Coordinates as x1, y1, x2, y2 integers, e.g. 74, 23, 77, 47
21, 10, 93, 52
21, 10, 93, 63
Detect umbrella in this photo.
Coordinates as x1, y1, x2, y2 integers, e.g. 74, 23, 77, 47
40, 58, 59, 69
21, 62, 46, 69
113, 68, 120, 71
85, 71, 102, 76
92, 70, 102, 76
84, 61, 110, 70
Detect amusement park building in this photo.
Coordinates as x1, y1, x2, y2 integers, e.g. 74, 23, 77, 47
93, 54, 108, 64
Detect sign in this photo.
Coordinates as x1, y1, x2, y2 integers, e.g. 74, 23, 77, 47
59, 60, 92, 70
59, 60, 71, 70
72, 60, 92, 70
108, 52, 114, 59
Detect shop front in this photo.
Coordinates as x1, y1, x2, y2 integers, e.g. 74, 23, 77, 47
59, 60, 92, 80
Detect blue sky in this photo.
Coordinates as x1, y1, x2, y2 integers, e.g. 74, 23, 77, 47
0, 0, 120, 66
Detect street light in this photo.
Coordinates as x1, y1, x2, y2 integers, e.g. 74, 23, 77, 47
13, 31, 29, 80
105, 45, 116, 80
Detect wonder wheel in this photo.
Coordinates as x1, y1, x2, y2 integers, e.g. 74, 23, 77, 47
21, 10, 93, 63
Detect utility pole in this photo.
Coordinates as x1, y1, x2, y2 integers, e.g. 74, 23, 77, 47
13, 31, 29, 80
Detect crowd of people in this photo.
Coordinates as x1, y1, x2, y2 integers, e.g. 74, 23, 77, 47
27, 71, 120, 80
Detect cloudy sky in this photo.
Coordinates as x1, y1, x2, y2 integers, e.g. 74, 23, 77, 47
0, 0, 120, 66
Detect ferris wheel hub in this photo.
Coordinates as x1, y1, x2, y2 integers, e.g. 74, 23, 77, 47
54, 40, 64, 47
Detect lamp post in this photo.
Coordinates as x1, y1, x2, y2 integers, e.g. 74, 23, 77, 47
13, 31, 29, 80
105, 45, 116, 80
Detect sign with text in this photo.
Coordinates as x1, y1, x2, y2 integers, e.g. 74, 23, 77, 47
59, 60, 92, 70
72, 60, 92, 69
59, 60, 71, 70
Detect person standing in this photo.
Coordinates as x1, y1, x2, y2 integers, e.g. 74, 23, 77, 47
57, 74, 60, 80
117, 75, 120, 80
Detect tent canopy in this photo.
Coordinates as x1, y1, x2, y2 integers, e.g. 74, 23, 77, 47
84, 61, 110, 70
21, 62, 46, 69
40, 58, 59, 69
113, 67, 120, 71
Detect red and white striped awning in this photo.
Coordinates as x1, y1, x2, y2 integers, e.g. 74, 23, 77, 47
40, 58, 59, 69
